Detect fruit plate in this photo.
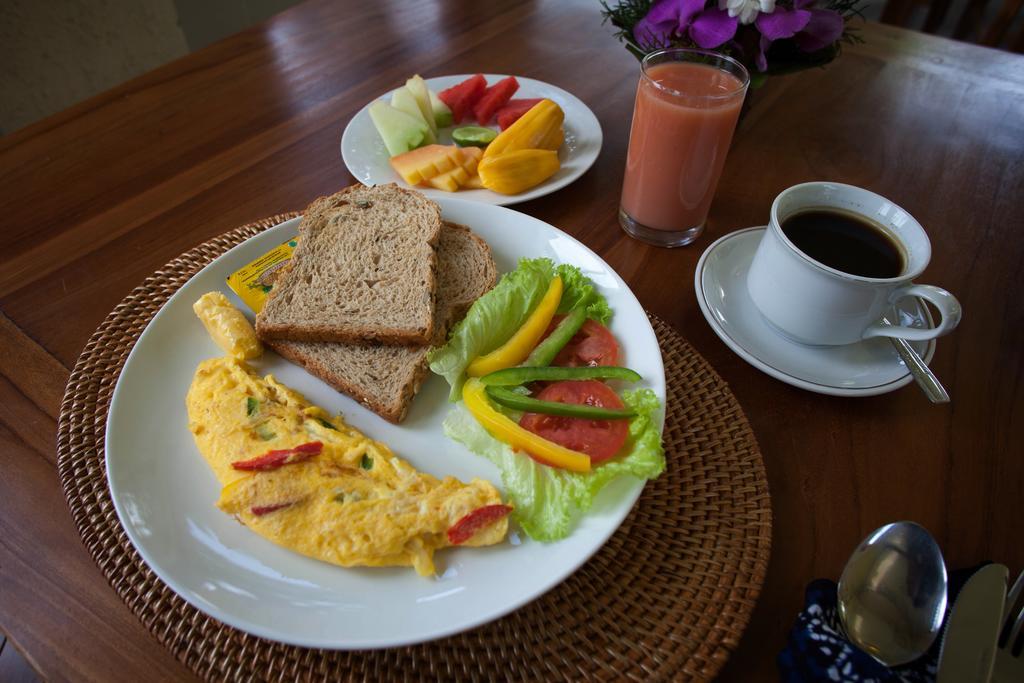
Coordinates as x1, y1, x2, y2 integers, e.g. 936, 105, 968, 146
341, 75, 603, 206
105, 197, 665, 649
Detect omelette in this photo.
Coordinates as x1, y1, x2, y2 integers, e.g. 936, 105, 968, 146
186, 356, 510, 576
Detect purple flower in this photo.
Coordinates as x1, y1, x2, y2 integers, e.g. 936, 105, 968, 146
634, 0, 704, 48
752, 1, 844, 71
754, 5, 810, 70
634, 0, 739, 51
691, 8, 740, 48
795, 8, 845, 52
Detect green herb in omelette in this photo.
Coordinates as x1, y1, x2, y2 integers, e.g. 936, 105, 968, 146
255, 423, 276, 441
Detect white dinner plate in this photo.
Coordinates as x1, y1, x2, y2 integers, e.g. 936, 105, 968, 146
695, 226, 936, 396
341, 74, 602, 205
105, 197, 665, 649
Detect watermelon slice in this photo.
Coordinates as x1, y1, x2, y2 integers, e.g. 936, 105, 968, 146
438, 74, 487, 124
496, 98, 544, 130
474, 76, 519, 124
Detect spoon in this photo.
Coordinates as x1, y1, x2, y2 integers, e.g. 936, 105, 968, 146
881, 315, 950, 404
837, 521, 949, 666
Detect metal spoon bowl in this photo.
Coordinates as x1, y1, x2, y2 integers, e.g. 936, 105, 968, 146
837, 521, 949, 666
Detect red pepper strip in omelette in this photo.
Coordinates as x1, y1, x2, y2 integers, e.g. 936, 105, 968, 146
232, 441, 323, 471
250, 502, 295, 516
447, 504, 514, 545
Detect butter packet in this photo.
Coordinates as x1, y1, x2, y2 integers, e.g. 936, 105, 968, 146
226, 237, 298, 313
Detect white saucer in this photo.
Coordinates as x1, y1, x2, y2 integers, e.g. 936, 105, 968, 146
695, 227, 936, 397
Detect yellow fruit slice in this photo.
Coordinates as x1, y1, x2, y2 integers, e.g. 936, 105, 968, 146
484, 100, 564, 159
477, 148, 560, 195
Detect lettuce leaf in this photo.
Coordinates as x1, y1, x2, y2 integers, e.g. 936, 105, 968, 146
442, 389, 665, 541
555, 263, 612, 324
428, 258, 554, 400
428, 258, 612, 400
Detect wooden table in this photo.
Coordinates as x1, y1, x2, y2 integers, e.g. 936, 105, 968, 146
2, 1, 1022, 680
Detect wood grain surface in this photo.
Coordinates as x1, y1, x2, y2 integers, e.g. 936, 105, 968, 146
1, 1, 1022, 680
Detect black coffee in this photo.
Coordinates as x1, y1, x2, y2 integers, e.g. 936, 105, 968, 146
781, 209, 905, 279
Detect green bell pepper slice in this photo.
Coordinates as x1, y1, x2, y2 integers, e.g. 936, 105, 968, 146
485, 386, 636, 420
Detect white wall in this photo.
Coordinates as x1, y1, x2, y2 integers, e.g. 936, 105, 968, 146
0, 0, 298, 135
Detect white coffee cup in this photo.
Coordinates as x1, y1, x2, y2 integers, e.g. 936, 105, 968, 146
746, 182, 961, 346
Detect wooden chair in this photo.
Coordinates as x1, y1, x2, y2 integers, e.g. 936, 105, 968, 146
880, 0, 1024, 52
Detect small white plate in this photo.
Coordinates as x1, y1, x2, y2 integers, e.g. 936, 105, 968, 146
695, 227, 936, 397
341, 74, 602, 205
105, 197, 664, 649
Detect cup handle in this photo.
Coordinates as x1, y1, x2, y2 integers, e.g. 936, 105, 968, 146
862, 285, 962, 342
860, 284, 962, 342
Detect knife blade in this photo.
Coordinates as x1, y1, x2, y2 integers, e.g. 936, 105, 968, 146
936, 563, 1008, 683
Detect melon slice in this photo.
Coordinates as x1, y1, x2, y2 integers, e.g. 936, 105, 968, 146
405, 75, 438, 138
391, 87, 436, 144
368, 101, 429, 157
429, 88, 453, 128
427, 147, 484, 191
389, 144, 463, 185
458, 146, 483, 175
427, 165, 471, 192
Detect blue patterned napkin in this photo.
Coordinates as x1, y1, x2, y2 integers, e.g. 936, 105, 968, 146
778, 565, 986, 682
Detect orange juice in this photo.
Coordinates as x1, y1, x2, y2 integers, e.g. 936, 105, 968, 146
620, 57, 746, 244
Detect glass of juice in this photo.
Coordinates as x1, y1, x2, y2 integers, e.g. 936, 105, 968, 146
619, 48, 749, 247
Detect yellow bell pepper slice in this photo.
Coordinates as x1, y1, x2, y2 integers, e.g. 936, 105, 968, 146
466, 275, 562, 377
462, 378, 591, 473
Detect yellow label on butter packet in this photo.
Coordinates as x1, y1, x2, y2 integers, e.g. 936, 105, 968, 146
226, 237, 298, 313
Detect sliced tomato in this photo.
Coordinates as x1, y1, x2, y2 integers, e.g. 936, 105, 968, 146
541, 316, 621, 367
519, 381, 629, 464
438, 74, 487, 124
496, 98, 544, 130
447, 504, 514, 545
473, 76, 519, 124
232, 441, 322, 471
250, 502, 295, 516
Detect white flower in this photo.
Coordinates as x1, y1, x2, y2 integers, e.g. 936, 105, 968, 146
719, 0, 776, 25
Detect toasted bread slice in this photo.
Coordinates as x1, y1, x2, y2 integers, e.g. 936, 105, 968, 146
268, 222, 496, 423
256, 184, 442, 345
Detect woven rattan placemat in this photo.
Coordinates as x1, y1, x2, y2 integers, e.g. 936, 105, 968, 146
57, 214, 771, 682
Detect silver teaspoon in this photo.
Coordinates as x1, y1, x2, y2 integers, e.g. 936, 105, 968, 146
881, 315, 950, 404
